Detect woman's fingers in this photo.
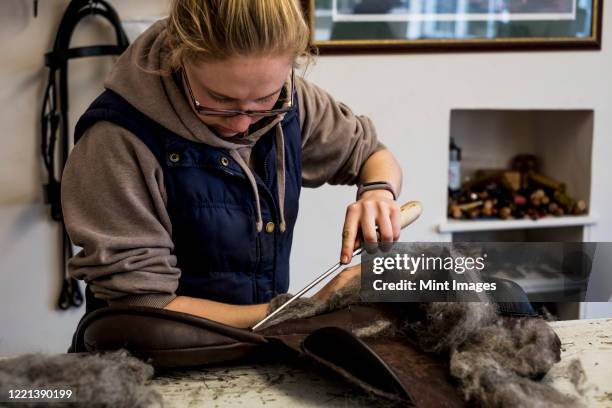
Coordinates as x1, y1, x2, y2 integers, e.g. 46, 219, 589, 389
390, 204, 401, 241
360, 201, 378, 243
376, 205, 394, 243
341, 203, 361, 264
340, 193, 402, 263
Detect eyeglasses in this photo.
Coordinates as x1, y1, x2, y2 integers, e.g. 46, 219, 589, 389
182, 66, 295, 118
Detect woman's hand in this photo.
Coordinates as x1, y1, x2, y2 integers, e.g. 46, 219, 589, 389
312, 264, 361, 302
340, 190, 401, 264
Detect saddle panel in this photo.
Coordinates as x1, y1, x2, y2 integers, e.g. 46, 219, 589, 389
71, 306, 268, 368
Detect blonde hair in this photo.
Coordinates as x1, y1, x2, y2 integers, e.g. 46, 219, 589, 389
166, 0, 312, 70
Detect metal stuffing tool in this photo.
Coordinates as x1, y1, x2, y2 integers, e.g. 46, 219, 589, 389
252, 201, 423, 331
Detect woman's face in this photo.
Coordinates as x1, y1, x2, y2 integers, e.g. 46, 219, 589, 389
183, 54, 293, 138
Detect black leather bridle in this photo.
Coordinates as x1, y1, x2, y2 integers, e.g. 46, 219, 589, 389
41, 0, 130, 309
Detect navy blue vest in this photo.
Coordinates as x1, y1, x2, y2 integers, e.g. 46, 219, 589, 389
74, 89, 301, 306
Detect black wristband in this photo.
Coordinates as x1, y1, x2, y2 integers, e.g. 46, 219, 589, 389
356, 181, 397, 200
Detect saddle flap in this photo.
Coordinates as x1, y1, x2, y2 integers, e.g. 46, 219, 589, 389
301, 326, 414, 405
262, 304, 466, 407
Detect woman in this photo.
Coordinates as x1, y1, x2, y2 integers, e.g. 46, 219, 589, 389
62, 0, 402, 328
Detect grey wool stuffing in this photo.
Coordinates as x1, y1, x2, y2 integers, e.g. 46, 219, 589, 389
265, 272, 361, 327
266, 275, 583, 407
0, 349, 162, 408
411, 302, 584, 407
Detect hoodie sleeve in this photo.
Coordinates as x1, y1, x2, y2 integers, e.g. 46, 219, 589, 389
296, 77, 385, 188
61, 121, 180, 308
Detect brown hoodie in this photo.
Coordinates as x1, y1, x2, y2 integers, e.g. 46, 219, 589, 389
61, 19, 383, 308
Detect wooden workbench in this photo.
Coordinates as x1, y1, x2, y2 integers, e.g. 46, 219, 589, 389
152, 318, 612, 407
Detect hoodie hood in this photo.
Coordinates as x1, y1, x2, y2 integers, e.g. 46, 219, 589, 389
105, 19, 290, 232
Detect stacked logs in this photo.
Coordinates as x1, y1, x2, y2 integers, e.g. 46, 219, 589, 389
448, 154, 588, 220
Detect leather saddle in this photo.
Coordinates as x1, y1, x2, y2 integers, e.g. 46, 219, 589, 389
69, 291, 557, 407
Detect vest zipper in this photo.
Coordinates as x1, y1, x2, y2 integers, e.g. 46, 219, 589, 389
260, 154, 276, 298
255, 231, 262, 302
263, 155, 271, 185
214, 162, 278, 302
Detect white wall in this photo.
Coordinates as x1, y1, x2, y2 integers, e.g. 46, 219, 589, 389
1, 0, 611, 356
0, 0, 169, 356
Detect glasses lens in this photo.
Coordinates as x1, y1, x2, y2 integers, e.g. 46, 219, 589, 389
197, 110, 240, 117
198, 107, 291, 117
193, 71, 294, 117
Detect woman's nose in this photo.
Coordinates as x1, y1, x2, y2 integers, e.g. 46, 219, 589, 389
227, 114, 253, 133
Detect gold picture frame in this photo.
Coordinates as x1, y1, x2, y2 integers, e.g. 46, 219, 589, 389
301, 0, 602, 54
